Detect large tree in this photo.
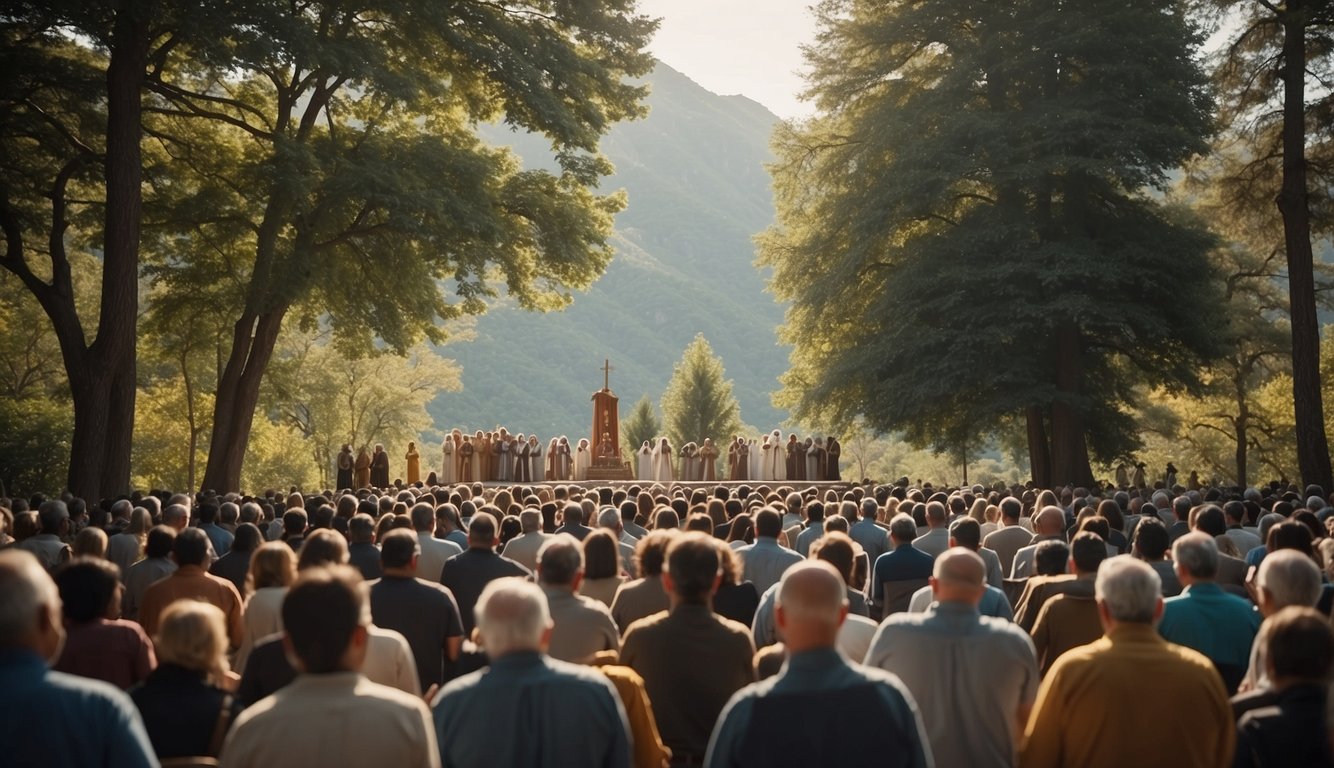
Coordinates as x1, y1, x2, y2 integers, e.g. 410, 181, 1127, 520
135, 0, 656, 491
0, 2, 196, 500
660, 334, 742, 452
1196, 0, 1334, 491
760, 0, 1226, 487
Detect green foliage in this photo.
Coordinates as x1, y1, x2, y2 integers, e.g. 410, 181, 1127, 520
660, 334, 742, 451
0, 396, 72, 498
428, 63, 789, 439
761, 0, 1226, 481
262, 332, 461, 487
621, 394, 662, 452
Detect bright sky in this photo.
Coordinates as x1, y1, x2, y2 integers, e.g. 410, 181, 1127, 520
636, 0, 818, 120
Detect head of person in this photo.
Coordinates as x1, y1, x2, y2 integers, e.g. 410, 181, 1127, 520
379, 529, 420, 573
281, 565, 370, 674
581, 529, 621, 581
71, 527, 108, 559
809, 531, 856, 586
162, 503, 190, 531
1069, 532, 1108, 576
348, 514, 376, 545
1259, 606, 1334, 688
775, 560, 848, 652
0, 550, 64, 660
54, 557, 121, 624
1035, 506, 1066, 537
1171, 532, 1219, 583
888, 513, 917, 546
633, 529, 677, 578
536, 535, 584, 591
663, 532, 722, 606
947, 517, 981, 551
155, 600, 230, 680
474, 578, 552, 658
999, 497, 1022, 524
173, 528, 212, 568
930, 548, 986, 605
1095, 555, 1163, 630
248, 542, 299, 594
468, 513, 497, 550
296, 529, 349, 570
1131, 516, 1170, 561
1256, 549, 1323, 618
282, 509, 308, 538
753, 508, 782, 539
1034, 539, 1071, 576
924, 501, 947, 529
410, 502, 435, 533
232, 523, 263, 554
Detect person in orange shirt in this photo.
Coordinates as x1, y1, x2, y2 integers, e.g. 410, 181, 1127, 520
138, 528, 244, 650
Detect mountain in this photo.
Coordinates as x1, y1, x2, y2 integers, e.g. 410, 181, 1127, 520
426, 62, 789, 441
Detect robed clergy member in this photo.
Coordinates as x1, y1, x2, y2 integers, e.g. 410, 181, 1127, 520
355, 447, 372, 489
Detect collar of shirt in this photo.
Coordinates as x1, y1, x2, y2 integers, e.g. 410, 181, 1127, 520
288, 671, 365, 694
490, 650, 545, 673
0, 648, 47, 683
780, 647, 845, 681
925, 600, 982, 625
1106, 623, 1166, 646
1179, 582, 1225, 598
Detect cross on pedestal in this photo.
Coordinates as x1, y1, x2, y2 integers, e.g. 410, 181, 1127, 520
601, 358, 614, 391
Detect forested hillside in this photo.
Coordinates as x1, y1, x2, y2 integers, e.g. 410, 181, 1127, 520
429, 63, 789, 439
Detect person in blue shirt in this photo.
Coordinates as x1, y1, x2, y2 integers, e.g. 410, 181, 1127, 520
432, 577, 631, 768
0, 549, 158, 768
1159, 532, 1262, 694
870, 513, 935, 619
706, 560, 932, 768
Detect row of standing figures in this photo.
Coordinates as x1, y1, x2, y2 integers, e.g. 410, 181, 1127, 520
635, 433, 843, 484
332, 430, 845, 490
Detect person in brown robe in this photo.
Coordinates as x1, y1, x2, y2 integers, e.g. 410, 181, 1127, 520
516, 434, 531, 483
460, 436, 475, 480
700, 438, 719, 482
727, 437, 739, 480
354, 447, 372, 488
736, 438, 749, 481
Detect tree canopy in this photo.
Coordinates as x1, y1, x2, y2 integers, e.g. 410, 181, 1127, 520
660, 334, 742, 451
760, 0, 1228, 486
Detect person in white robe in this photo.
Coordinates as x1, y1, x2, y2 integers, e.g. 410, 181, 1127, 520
651, 437, 675, 483
440, 439, 455, 484
805, 437, 820, 481
749, 438, 761, 480
575, 438, 591, 481
770, 430, 786, 481
527, 436, 543, 483
757, 434, 772, 481
638, 441, 653, 481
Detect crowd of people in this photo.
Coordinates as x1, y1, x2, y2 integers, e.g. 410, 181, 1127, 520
2, 475, 1334, 766
330, 429, 845, 488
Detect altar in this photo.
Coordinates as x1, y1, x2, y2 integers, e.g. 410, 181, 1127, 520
588, 359, 635, 481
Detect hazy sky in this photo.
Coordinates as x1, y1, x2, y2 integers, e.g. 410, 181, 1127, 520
636, 0, 818, 120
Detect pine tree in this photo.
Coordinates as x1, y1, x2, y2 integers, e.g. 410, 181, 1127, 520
660, 335, 743, 454
759, 0, 1226, 486
621, 394, 662, 454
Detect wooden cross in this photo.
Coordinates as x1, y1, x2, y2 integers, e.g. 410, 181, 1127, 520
602, 358, 614, 390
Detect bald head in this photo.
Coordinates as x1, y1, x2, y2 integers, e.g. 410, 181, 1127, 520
775, 561, 849, 651
0, 550, 63, 661
931, 547, 986, 605
1034, 506, 1066, 536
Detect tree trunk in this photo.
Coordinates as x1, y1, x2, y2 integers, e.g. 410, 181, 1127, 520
1048, 325, 1095, 488
63, 6, 146, 501
200, 308, 287, 492
1235, 373, 1249, 488
1277, 5, 1334, 492
1025, 406, 1052, 488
